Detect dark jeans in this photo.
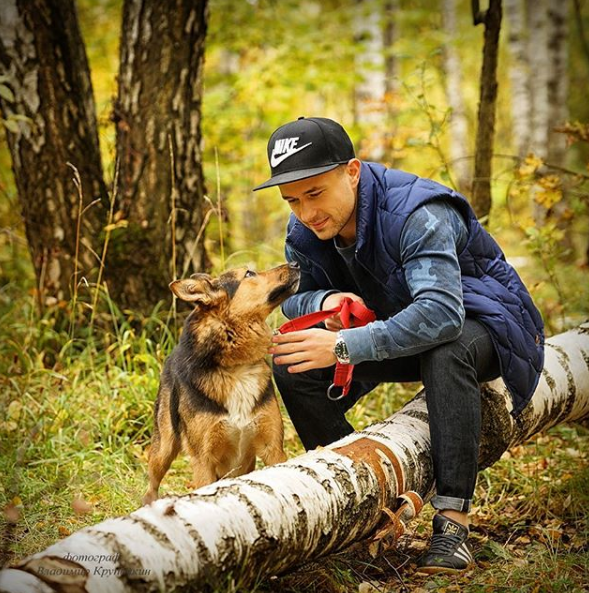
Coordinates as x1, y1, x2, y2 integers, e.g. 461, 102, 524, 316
272, 318, 501, 512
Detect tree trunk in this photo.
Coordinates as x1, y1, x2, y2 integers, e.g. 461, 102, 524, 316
383, 0, 400, 165
505, 0, 532, 158
1, 324, 588, 592
442, 0, 471, 194
354, 0, 387, 161
528, 0, 550, 161
0, 0, 107, 304
546, 0, 568, 167
110, 0, 209, 312
547, 0, 573, 258
526, 0, 551, 228
383, 0, 399, 98
471, 0, 502, 222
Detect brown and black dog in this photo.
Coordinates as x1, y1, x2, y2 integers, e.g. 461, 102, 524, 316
143, 262, 300, 504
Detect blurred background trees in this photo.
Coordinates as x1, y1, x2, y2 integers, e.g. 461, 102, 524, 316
0, 0, 588, 326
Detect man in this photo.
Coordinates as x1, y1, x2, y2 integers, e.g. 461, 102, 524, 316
254, 116, 544, 574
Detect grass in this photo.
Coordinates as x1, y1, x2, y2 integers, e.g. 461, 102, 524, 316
0, 274, 588, 592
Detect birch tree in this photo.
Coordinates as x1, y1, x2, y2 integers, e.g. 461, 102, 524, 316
505, 0, 532, 157
110, 0, 209, 310
544, 0, 573, 253
382, 0, 400, 166
506, 0, 570, 165
354, 0, 387, 161
441, 0, 471, 194
0, 0, 210, 313
383, 0, 399, 99
546, 0, 569, 167
514, 0, 571, 232
528, 0, 550, 161
1, 324, 588, 593
0, 0, 108, 305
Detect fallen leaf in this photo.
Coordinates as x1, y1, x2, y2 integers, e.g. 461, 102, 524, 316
78, 429, 91, 447
7, 400, 23, 421
0, 420, 18, 432
3, 504, 20, 523
72, 495, 93, 516
358, 581, 383, 593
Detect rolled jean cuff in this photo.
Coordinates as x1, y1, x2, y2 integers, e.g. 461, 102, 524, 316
431, 495, 471, 513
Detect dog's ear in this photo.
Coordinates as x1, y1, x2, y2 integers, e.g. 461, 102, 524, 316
169, 275, 222, 305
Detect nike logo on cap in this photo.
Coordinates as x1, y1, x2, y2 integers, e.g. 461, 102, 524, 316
270, 137, 312, 168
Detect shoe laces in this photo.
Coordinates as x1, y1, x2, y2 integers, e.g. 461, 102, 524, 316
428, 532, 463, 556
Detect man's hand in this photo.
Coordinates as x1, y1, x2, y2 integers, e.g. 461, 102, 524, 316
270, 328, 338, 373
322, 292, 366, 331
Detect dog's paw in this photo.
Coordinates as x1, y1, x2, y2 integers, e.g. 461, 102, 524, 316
142, 492, 158, 506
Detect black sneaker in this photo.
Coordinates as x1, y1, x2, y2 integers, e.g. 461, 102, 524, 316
416, 514, 474, 574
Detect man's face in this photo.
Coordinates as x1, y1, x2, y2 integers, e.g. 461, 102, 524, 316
279, 159, 361, 244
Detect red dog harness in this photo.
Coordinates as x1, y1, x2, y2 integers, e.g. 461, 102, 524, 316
278, 297, 376, 401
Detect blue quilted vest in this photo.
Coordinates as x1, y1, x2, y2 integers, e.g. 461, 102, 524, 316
286, 162, 545, 416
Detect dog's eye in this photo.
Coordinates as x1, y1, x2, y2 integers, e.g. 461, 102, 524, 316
244, 270, 257, 278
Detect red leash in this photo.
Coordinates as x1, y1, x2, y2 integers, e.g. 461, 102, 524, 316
278, 297, 376, 401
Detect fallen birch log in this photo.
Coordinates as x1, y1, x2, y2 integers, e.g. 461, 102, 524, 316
1, 324, 588, 593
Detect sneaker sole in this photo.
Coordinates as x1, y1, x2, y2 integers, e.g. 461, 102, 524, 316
415, 564, 473, 575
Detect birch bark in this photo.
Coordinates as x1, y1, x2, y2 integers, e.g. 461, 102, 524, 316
546, 0, 573, 253
383, 0, 399, 98
383, 0, 400, 165
1, 325, 588, 592
546, 0, 568, 167
442, 0, 471, 194
528, 0, 550, 160
354, 0, 387, 161
505, 0, 532, 157
110, 0, 209, 311
0, 0, 107, 304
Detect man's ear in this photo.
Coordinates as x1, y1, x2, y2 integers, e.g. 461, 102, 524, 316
346, 158, 361, 189
169, 274, 222, 305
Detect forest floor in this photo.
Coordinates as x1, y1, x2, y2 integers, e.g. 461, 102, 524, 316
267, 418, 589, 593
1, 310, 588, 592
0, 241, 588, 592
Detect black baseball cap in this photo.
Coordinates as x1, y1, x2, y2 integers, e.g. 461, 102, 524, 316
253, 116, 355, 191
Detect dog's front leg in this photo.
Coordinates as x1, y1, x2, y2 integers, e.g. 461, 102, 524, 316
253, 396, 287, 466
188, 456, 219, 489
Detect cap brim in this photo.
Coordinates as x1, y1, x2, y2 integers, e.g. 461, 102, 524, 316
252, 163, 342, 191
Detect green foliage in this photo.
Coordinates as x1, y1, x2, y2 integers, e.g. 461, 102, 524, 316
497, 126, 589, 333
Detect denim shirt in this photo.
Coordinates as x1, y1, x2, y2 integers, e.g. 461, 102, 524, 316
283, 201, 468, 365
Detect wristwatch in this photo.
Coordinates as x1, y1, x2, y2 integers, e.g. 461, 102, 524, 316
334, 331, 351, 364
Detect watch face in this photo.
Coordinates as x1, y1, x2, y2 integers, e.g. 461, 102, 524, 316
335, 338, 350, 363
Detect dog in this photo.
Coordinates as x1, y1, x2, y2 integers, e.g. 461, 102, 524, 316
143, 262, 300, 504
